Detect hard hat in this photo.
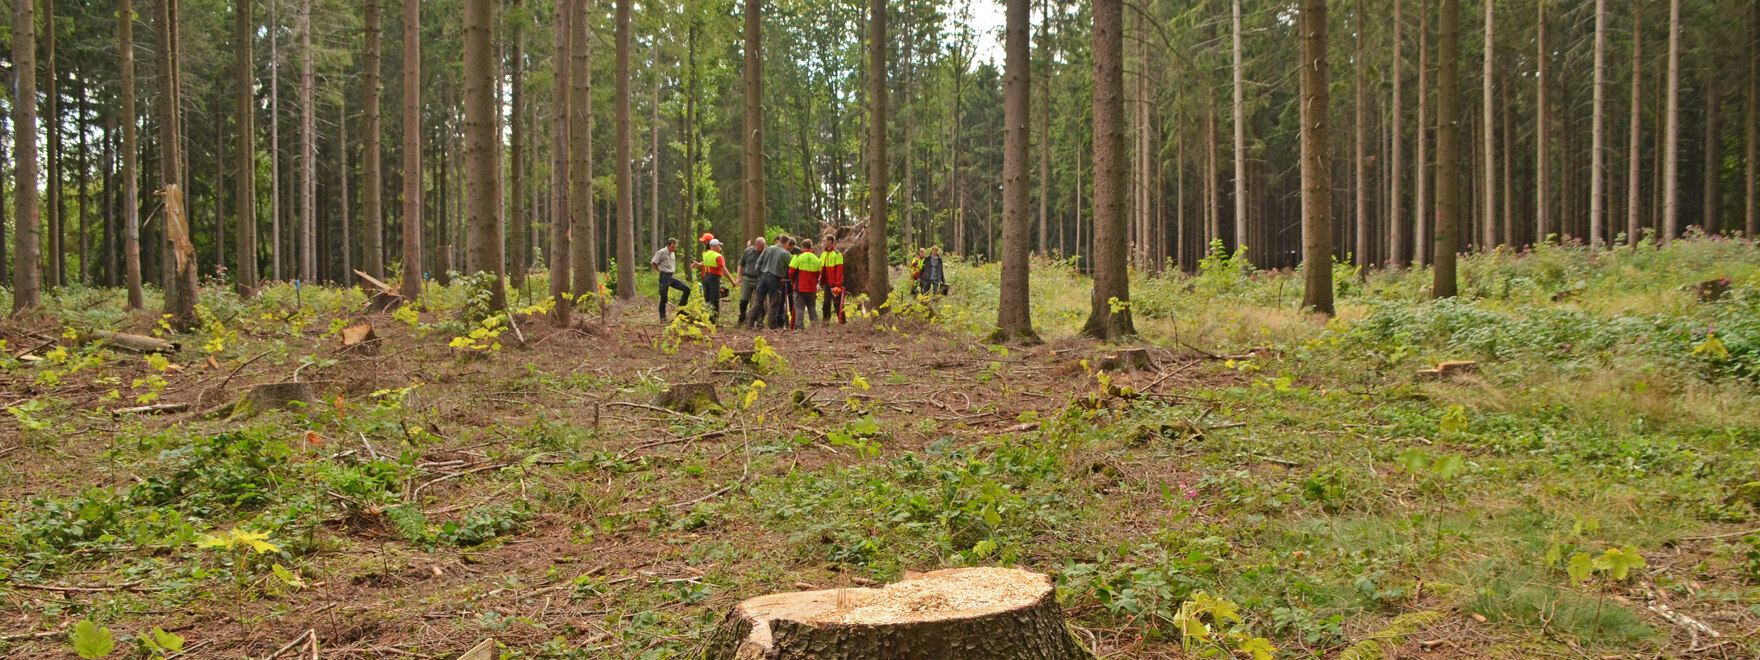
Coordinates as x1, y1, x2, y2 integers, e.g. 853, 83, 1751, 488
709, 239, 722, 246
699, 233, 715, 243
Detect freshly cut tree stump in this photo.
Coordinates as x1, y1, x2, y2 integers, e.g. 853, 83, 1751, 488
703, 567, 1091, 660
340, 324, 379, 354
206, 382, 322, 420
82, 330, 181, 354
655, 382, 723, 415
1096, 348, 1154, 372
1414, 360, 1478, 382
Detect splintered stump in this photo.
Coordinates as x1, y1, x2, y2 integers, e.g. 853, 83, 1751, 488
1096, 348, 1154, 372
703, 567, 1090, 660
655, 382, 724, 415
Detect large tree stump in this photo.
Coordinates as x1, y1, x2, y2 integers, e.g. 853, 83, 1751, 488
1096, 348, 1154, 372
703, 567, 1090, 660
206, 382, 322, 420
655, 382, 723, 415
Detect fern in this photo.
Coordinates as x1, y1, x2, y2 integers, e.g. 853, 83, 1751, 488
384, 504, 431, 544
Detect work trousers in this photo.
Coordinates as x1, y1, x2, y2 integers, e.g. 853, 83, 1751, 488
791, 290, 820, 329
657, 271, 690, 320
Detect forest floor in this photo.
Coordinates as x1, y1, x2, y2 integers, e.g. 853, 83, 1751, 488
6, 239, 1760, 659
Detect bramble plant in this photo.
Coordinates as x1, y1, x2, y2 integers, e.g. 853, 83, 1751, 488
1171, 591, 1277, 660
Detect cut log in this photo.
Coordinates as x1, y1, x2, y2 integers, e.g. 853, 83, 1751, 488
1414, 360, 1479, 382
458, 638, 497, 660
340, 324, 380, 354
206, 382, 322, 420
82, 330, 181, 354
703, 567, 1090, 660
1096, 348, 1154, 372
654, 382, 723, 415
113, 402, 191, 416
353, 269, 395, 294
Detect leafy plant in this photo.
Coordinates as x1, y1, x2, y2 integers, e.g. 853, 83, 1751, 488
1171, 591, 1276, 660
69, 620, 114, 659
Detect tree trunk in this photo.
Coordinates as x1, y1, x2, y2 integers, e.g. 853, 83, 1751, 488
399, 0, 422, 301
548, 0, 571, 324
1589, 0, 1607, 248
463, 0, 506, 310
1037, 0, 1050, 256
1415, 0, 1429, 265
118, 0, 143, 308
743, 0, 765, 244
1433, 0, 1460, 297
1080, 0, 1134, 340
270, 0, 283, 281
1629, 0, 1644, 245
568, 0, 598, 304
11, 0, 41, 313
340, 94, 352, 285
1702, 79, 1722, 235
159, 0, 197, 329
234, 0, 258, 291
1747, 2, 1758, 238
995, 0, 1035, 341
361, 0, 384, 281
1354, 0, 1368, 266
1662, 0, 1681, 243
299, 0, 316, 281
45, 0, 60, 289
1480, 0, 1495, 250
613, 0, 636, 300
1300, 0, 1335, 313
1536, 0, 1550, 242
702, 569, 1089, 660
868, 0, 893, 307
1233, 0, 1248, 257
1390, 0, 1405, 268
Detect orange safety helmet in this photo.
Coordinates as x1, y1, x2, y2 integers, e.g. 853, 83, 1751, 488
698, 233, 715, 243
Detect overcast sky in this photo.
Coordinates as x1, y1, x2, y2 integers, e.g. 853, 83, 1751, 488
954, 0, 1007, 65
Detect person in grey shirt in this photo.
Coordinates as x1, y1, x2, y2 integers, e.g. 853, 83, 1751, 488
737, 237, 766, 325
751, 235, 794, 329
650, 238, 689, 321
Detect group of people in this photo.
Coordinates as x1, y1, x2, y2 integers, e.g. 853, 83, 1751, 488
648, 232, 847, 329
647, 232, 951, 329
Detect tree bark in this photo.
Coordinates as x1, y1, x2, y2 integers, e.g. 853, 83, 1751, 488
1481, 0, 1495, 250
1629, 0, 1644, 245
362, 0, 384, 281
1662, 0, 1681, 243
613, 0, 636, 299
299, 0, 316, 281
45, 0, 60, 289
1389, 0, 1405, 267
548, 0, 572, 324
120, 0, 143, 308
1300, 0, 1335, 313
399, 0, 422, 301
1589, 0, 1607, 248
1080, 0, 1134, 340
1747, 2, 1758, 238
1536, 0, 1550, 242
743, 0, 765, 244
996, 0, 1035, 341
1233, 0, 1248, 257
868, 0, 893, 307
234, 0, 258, 292
463, 0, 507, 310
1415, 0, 1429, 265
11, 0, 41, 313
270, 0, 284, 281
159, 0, 197, 329
569, 0, 598, 304
1702, 79, 1722, 234
1354, 0, 1368, 265
1433, 0, 1460, 297
1037, 0, 1050, 256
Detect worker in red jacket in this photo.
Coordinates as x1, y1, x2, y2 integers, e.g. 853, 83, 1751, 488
787, 239, 823, 329
819, 235, 846, 324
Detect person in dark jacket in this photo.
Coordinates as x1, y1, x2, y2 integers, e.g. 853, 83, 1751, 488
921, 246, 947, 296
752, 235, 794, 329
736, 237, 765, 325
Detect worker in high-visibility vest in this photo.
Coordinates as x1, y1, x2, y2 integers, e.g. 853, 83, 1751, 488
819, 235, 847, 324
692, 239, 728, 323
909, 248, 927, 295
787, 239, 824, 329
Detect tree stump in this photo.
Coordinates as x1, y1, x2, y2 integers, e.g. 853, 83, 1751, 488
1096, 348, 1154, 372
340, 324, 379, 354
1697, 277, 1732, 302
206, 382, 322, 420
654, 382, 723, 415
702, 567, 1090, 660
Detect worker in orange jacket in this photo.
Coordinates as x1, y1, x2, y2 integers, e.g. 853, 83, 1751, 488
819, 236, 846, 324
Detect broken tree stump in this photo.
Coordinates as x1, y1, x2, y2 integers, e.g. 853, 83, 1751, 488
81, 330, 181, 354
654, 382, 723, 415
1096, 348, 1155, 372
1414, 360, 1478, 382
206, 382, 322, 420
703, 567, 1090, 660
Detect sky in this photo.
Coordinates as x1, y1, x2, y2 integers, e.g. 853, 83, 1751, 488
955, 0, 1007, 65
